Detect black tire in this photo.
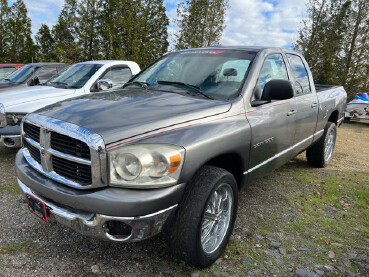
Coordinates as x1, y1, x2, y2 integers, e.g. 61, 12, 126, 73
163, 165, 238, 268
306, 122, 337, 168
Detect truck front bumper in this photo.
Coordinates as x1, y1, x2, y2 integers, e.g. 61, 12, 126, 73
18, 180, 177, 242
16, 150, 185, 242
0, 125, 21, 148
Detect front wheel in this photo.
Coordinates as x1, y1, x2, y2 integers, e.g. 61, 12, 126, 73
306, 122, 337, 168
164, 166, 238, 267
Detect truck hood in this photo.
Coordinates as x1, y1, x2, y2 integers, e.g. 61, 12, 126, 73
0, 80, 24, 91
37, 88, 232, 145
1, 85, 76, 113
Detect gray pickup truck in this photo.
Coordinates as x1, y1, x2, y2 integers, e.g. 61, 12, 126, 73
15, 47, 347, 267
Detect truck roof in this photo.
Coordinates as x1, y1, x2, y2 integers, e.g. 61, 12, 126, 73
25, 62, 66, 66
77, 60, 137, 65
0, 64, 24, 68
177, 46, 303, 55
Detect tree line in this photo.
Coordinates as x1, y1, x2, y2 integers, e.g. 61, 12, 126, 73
294, 0, 369, 99
0, 0, 229, 67
0, 0, 368, 97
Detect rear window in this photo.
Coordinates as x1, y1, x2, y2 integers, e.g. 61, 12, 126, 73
0, 67, 15, 80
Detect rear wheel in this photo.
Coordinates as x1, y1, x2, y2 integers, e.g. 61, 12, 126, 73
306, 122, 337, 168
164, 165, 238, 268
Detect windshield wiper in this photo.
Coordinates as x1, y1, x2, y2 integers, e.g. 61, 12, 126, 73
51, 81, 68, 86
157, 80, 213, 100
123, 81, 150, 88
4, 78, 12, 82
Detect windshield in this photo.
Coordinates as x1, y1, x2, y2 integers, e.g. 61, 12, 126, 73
132, 50, 256, 99
5, 65, 39, 84
46, 63, 102, 89
42, 66, 69, 86
0, 67, 16, 80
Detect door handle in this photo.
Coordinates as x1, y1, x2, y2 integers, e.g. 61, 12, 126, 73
311, 102, 318, 108
287, 109, 297, 116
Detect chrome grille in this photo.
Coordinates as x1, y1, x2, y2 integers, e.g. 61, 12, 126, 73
51, 131, 90, 159
21, 114, 107, 189
24, 140, 41, 164
23, 122, 40, 142
52, 156, 92, 185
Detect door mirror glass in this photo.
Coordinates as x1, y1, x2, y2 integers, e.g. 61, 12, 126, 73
97, 78, 113, 91
261, 79, 294, 101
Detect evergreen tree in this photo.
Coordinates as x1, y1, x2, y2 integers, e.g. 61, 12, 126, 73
294, 0, 369, 99
77, 0, 102, 60
175, 0, 229, 50
7, 0, 35, 62
100, 0, 169, 67
137, 0, 169, 66
51, 0, 80, 63
35, 24, 55, 61
0, 0, 9, 62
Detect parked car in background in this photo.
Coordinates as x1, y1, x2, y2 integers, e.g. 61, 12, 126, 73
0, 60, 140, 148
345, 92, 369, 123
14, 47, 346, 267
0, 63, 67, 92
0, 64, 24, 80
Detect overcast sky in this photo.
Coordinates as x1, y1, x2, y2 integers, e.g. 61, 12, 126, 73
8, 0, 308, 48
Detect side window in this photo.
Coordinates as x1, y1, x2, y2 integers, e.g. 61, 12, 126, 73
286, 54, 311, 95
37, 67, 58, 83
259, 54, 289, 90
101, 67, 132, 89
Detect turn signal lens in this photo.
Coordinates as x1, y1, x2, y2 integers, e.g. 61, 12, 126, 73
169, 154, 181, 174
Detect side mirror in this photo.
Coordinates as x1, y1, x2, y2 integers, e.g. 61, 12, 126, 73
261, 79, 294, 101
27, 76, 40, 86
97, 79, 113, 91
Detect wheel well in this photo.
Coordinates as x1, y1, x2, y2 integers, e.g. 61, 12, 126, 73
205, 153, 244, 188
328, 110, 339, 125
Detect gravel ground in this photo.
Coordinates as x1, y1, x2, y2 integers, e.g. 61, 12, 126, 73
0, 122, 368, 276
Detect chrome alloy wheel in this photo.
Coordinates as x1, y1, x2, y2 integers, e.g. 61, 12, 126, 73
324, 129, 335, 163
200, 183, 233, 254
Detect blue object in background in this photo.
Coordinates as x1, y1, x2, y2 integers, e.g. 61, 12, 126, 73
354, 93, 369, 101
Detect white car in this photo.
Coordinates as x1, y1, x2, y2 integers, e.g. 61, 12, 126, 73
0, 60, 140, 148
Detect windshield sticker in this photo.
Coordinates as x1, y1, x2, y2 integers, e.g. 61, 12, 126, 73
209, 51, 224, 55
180, 50, 225, 55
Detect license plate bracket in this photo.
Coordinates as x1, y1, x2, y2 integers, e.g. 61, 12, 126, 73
26, 193, 49, 222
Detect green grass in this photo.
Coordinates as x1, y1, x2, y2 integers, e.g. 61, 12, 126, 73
0, 183, 20, 195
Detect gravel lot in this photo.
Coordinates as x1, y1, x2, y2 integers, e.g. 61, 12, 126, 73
0, 122, 368, 276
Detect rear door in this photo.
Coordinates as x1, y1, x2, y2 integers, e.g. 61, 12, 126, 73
246, 53, 296, 178
285, 53, 318, 154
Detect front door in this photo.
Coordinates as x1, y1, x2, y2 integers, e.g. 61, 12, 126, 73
246, 53, 296, 179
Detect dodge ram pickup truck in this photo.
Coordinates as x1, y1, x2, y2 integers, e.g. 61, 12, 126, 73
0, 63, 67, 91
15, 47, 347, 267
0, 60, 140, 148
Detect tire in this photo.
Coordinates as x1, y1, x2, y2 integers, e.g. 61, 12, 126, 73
306, 122, 337, 168
163, 165, 238, 268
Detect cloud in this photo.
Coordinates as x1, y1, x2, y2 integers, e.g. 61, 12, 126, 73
17, 0, 307, 48
166, 0, 308, 48
9, 0, 64, 35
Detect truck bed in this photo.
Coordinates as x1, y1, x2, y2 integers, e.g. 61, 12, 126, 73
315, 84, 341, 93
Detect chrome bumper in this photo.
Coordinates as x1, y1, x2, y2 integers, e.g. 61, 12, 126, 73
18, 179, 177, 242
0, 135, 21, 148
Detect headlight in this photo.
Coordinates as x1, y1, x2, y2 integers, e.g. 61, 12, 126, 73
109, 144, 185, 188
0, 103, 6, 128
6, 113, 26, 126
